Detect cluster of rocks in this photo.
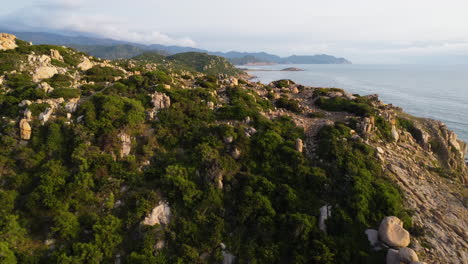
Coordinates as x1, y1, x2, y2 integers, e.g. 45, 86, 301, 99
366, 216, 425, 264
141, 201, 171, 226
0, 33, 18, 51
147, 92, 171, 120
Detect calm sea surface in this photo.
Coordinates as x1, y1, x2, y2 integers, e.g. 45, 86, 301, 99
244, 64, 468, 146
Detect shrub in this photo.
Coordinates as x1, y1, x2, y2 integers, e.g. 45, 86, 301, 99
275, 97, 302, 114
315, 97, 374, 117
50, 88, 81, 99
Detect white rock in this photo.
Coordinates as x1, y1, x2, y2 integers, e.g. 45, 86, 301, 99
38, 82, 54, 93
24, 109, 32, 121
0, 33, 18, 51
399, 248, 419, 263
77, 57, 94, 71
378, 216, 410, 248
222, 251, 235, 264
65, 98, 80, 113
33, 66, 58, 82
19, 119, 32, 140
365, 229, 382, 250
118, 133, 131, 158
50, 49, 63, 61
231, 147, 241, 159
386, 249, 401, 264
319, 205, 332, 233
39, 107, 54, 124
142, 201, 171, 226
296, 138, 304, 153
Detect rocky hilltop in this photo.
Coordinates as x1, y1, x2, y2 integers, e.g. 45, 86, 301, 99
0, 33, 466, 264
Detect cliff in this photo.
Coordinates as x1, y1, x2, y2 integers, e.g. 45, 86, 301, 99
0, 33, 466, 264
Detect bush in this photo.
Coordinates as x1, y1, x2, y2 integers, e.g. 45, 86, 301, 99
315, 97, 374, 117
276, 97, 302, 113
50, 88, 81, 99
85, 66, 124, 82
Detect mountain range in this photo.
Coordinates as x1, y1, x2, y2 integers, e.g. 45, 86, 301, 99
3, 30, 351, 65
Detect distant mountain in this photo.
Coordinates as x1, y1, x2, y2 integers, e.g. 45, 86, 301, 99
2, 30, 351, 64
134, 52, 243, 76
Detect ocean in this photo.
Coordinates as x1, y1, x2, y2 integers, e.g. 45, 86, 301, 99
243, 64, 468, 147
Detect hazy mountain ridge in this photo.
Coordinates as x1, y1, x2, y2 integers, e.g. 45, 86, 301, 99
3, 30, 351, 64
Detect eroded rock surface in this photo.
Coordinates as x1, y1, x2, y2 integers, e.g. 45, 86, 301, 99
0, 33, 17, 51
142, 201, 171, 226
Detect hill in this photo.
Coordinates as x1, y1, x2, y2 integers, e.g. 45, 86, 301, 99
0, 33, 466, 264
3, 30, 351, 64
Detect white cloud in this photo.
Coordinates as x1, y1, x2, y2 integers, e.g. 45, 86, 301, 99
0, 0, 196, 47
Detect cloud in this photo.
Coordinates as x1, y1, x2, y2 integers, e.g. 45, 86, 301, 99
0, 0, 196, 47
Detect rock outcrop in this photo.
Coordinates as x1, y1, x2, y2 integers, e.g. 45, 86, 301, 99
378, 216, 410, 248
118, 133, 131, 158
19, 119, 32, 140
77, 57, 94, 71
50, 49, 63, 61
142, 201, 171, 226
318, 205, 331, 233
296, 138, 304, 152
0, 33, 17, 51
151, 92, 171, 110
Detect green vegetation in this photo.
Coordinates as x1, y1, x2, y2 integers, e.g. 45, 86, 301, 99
275, 97, 302, 114
85, 66, 124, 82
316, 96, 374, 117
0, 39, 414, 264
133, 52, 243, 76
271, 79, 295, 88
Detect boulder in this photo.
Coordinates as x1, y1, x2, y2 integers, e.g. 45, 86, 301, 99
222, 251, 235, 264
399, 248, 419, 263
37, 82, 54, 93
50, 49, 63, 61
33, 66, 58, 82
231, 147, 241, 159
24, 109, 32, 121
207, 101, 215, 109
65, 98, 80, 113
118, 133, 131, 158
151, 92, 171, 110
224, 136, 233, 144
19, 119, 32, 140
296, 138, 304, 153
229, 77, 238, 86
39, 107, 54, 124
291, 87, 299, 94
0, 33, 18, 51
319, 205, 332, 233
365, 229, 382, 250
142, 201, 171, 226
378, 216, 410, 248
386, 249, 401, 264
77, 57, 94, 71
391, 125, 400, 142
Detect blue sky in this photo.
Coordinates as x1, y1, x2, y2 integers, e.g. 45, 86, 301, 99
2, 0, 468, 63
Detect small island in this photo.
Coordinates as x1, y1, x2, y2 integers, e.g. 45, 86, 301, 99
281, 67, 304, 71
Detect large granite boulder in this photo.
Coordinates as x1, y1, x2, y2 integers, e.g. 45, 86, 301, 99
296, 138, 304, 153
399, 247, 419, 263
0, 33, 17, 51
151, 92, 171, 110
118, 133, 131, 158
386, 249, 401, 264
33, 66, 58, 82
19, 119, 32, 140
378, 216, 410, 248
77, 57, 94, 71
50, 49, 63, 61
142, 201, 171, 226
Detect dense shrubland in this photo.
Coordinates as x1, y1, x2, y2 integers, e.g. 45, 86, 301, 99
0, 40, 413, 264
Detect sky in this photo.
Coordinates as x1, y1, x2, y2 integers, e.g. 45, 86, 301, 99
2, 0, 468, 64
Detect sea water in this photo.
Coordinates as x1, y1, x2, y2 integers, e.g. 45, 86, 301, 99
244, 64, 468, 147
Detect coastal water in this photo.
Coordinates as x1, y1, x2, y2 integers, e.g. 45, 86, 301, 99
244, 64, 468, 147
